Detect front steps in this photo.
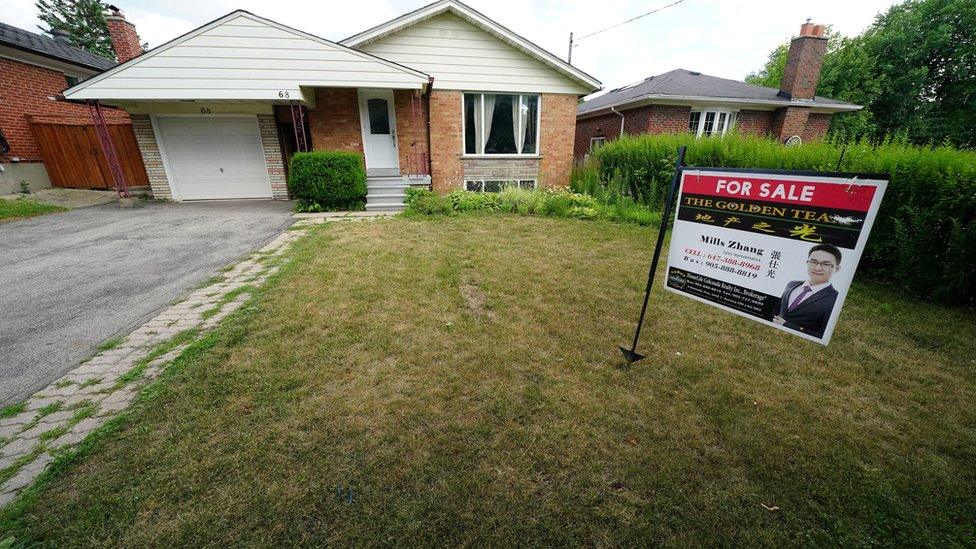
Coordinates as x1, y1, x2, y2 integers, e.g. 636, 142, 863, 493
365, 174, 430, 212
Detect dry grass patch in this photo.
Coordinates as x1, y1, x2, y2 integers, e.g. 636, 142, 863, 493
1, 215, 974, 546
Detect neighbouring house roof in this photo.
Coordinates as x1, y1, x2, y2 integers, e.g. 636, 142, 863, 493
63, 11, 430, 105
340, 0, 601, 94
577, 69, 861, 118
0, 21, 116, 71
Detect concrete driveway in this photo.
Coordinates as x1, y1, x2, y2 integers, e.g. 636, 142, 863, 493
0, 200, 295, 405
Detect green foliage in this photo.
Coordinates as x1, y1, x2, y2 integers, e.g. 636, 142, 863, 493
0, 402, 26, 419
404, 184, 661, 227
287, 151, 367, 212
745, 0, 976, 147
404, 187, 450, 215
591, 132, 976, 304
35, 0, 115, 60
0, 198, 67, 222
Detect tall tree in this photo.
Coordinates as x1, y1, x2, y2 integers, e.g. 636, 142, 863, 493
36, 0, 114, 61
745, 0, 976, 147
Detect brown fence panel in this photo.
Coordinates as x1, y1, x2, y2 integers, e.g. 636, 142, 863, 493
29, 120, 149, 190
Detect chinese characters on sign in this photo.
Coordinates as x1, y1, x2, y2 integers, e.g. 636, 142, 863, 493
665, 169, 887, 345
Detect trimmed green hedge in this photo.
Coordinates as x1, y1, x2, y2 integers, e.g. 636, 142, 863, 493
586, 133, 976, 304
288, 151, 366, 211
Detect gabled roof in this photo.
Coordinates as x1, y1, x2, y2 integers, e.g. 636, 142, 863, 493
0, 21, 116, 71
64, 11, 431, 103
578, 69, 861, 117
340, 0, 601, 93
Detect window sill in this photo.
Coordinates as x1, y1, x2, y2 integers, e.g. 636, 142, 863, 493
462, 154, 542, 159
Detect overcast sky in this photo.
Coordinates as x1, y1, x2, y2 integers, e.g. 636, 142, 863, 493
3, 0, 898, 96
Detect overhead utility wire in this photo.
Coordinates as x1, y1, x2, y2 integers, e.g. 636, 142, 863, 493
568, 0, 686, 63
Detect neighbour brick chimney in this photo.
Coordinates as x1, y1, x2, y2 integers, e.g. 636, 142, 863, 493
105, 5, 142, 63
779, 20, 827, 101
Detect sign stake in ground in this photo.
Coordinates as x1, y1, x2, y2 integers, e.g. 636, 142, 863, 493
620, 146, 686, 366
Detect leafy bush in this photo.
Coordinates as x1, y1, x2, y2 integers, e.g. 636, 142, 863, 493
404, 186, 661, 227
589, 132, 976, 304
288, 151, 366, 211
404, 187, 450, 215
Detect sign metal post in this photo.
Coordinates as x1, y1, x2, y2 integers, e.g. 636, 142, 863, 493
619, 146, 686, 366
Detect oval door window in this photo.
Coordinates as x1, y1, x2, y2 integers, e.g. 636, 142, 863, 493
367, 98, 390, 135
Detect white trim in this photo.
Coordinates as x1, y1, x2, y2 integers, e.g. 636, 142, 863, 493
340, 0, 600, 93
689, 108, 737, 137
589, 136, 606, 151
151, 113, 273, 201
460, 91, 541, 156
63, 11, 429, 102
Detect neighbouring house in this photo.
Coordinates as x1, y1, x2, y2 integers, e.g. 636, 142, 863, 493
0, 8, 149, 194
62, 0, 601, 210
574, 22, 861, 159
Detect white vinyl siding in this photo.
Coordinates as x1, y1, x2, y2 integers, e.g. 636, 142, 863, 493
66, 13, 426, 102
358, 13, 589, 94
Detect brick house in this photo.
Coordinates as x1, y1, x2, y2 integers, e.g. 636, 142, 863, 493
63, 0, 601, 209
574, 22, 861, 159
0, 8, 144, 194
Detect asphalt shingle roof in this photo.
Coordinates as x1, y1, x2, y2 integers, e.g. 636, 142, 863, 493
0, 21, 116, 71
577, 69, 858, 115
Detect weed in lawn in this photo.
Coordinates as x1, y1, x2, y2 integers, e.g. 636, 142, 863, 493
78, 378, 102, 389
18, 402, 62, 434
113, 330, 199, 389
52, 380, 74, 389
96, 337, 124, 353
39, 427, 67, 443
0, 402, 26, 419
199, 286, 253, 320
197, 275, 225, 289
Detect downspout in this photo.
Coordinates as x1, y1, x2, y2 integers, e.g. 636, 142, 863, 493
610, 106, 625, 138
423, 76, 435, 189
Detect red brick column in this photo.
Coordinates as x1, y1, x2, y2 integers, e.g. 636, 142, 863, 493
428, 90, 463, 193
772, 106, 811, 142
393, 89, 430, 176
539, 93, 577, 188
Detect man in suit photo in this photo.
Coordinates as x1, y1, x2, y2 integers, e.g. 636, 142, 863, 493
772, 243, 842, 339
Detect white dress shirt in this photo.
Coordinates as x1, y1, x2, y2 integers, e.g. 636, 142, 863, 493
788, 281, 832, 309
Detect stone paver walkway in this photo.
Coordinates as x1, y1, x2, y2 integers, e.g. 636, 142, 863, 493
0, 220, 324, 507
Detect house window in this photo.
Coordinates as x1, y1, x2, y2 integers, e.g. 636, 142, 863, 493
464, 93, 540, 155
589, 136, 606, 151
689, 109, 736, 137
465, 179, 537, 192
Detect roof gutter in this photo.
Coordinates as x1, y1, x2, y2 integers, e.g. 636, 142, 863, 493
610, 106, 625, 137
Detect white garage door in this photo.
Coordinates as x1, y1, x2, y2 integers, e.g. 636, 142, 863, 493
156, 116, 272, 200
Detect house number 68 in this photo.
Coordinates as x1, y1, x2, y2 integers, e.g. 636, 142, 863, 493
278, 91, 290, 98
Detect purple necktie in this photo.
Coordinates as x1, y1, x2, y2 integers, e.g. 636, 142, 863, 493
788, 286, 812, 311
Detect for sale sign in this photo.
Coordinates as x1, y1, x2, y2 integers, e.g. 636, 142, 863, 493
665, 168, 887, 345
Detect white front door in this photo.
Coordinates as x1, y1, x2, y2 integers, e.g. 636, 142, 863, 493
358, 89, 399, 174
155, 115, 272, 200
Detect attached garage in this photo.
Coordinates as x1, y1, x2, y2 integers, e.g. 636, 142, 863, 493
154, 116, 272, 200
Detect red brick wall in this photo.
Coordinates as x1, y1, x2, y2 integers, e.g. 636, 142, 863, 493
428, 90, 463, 192
574, 112, 621, 158
106, 15, 141, 63
393, 89, 429, 176
781, 35, 827, 100
539, 93, 577, 188
803, 113, 831, 142
772, 106, 811, 142
0, 57, 127, 163
735, 110, 774, 137
307, 88, 364, 154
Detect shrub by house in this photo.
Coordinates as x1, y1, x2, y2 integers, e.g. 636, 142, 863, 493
288, 151, 367, 211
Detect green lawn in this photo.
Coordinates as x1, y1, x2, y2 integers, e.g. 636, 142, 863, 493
3, 215, 974, 545
0, 197, 67, 222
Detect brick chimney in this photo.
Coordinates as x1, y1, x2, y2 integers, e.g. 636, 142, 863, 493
779, 20, 827, 101
105, 5, 142, 63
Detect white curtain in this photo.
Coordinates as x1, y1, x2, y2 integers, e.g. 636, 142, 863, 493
482, 95, 496, 154
513, 95, 528, 154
